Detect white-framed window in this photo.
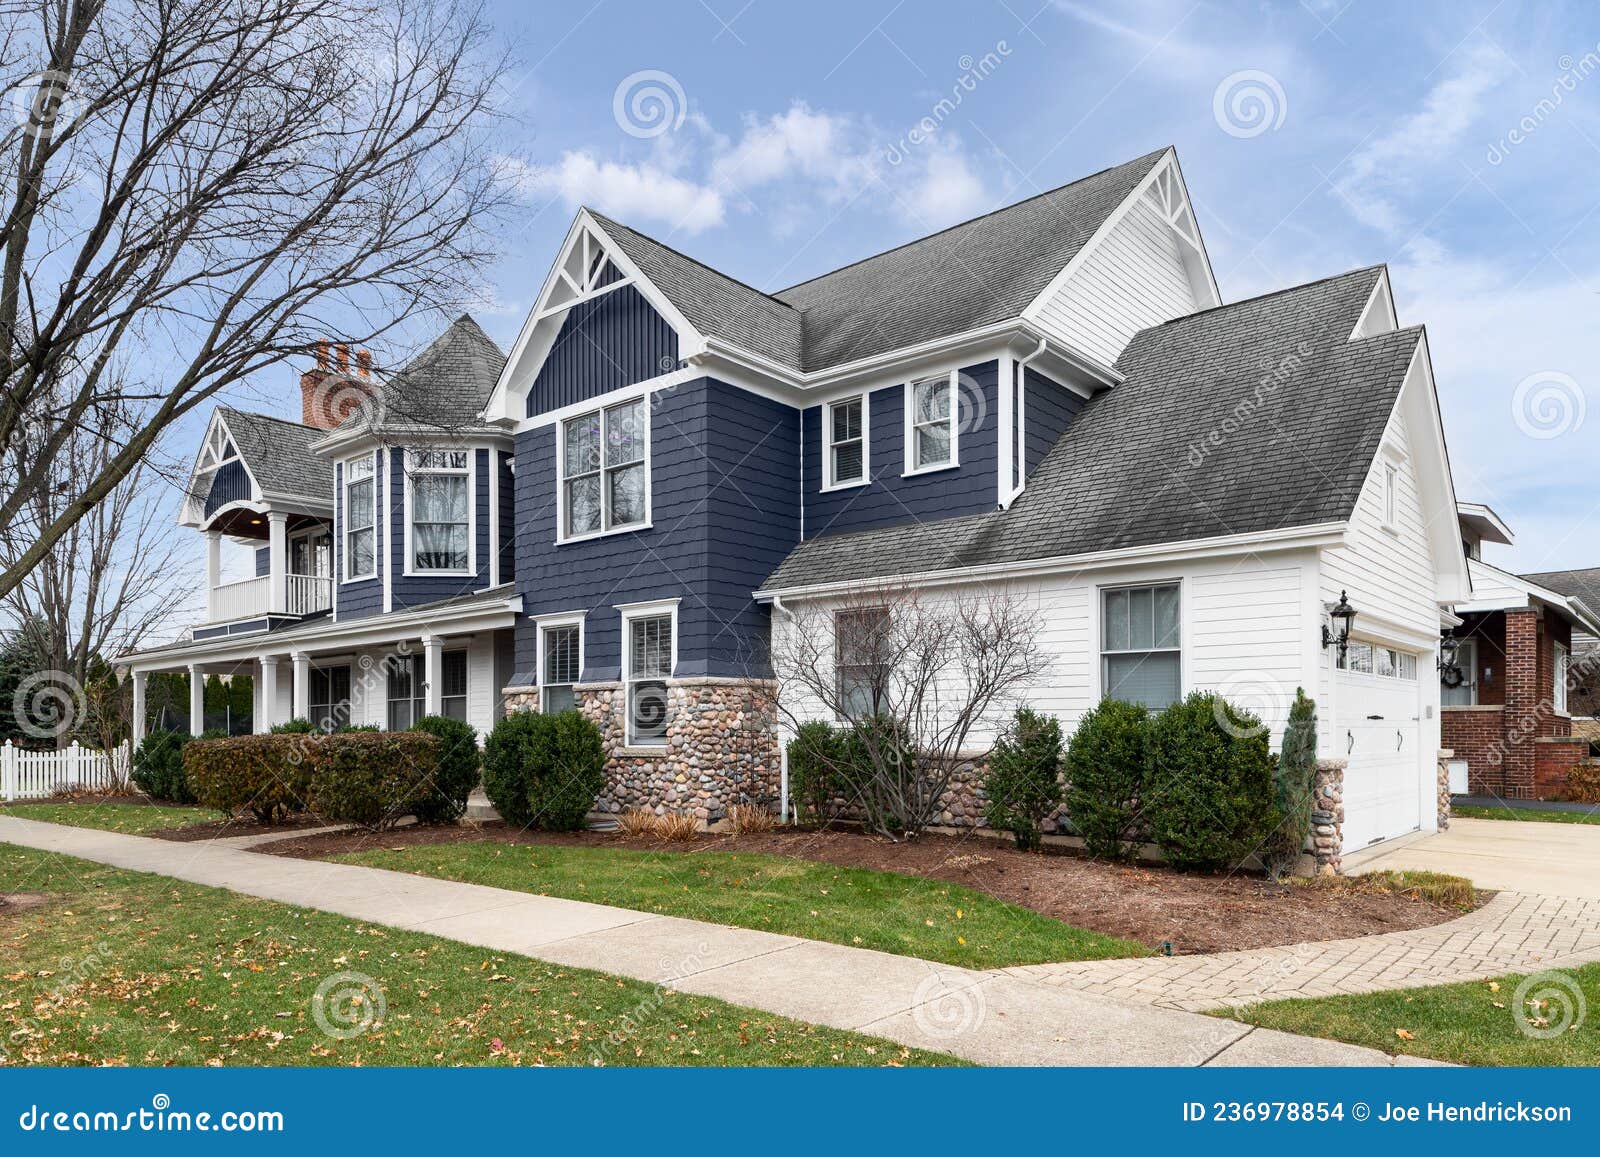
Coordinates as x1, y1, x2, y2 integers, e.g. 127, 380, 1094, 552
1338, 640, 1418, 680
1555, 641, 1570, 714
906, 372, 957, 473
1101, 582, 1181, 710
386, 655, 425, 730
539, 618, 583, 713
440, 650, 468, 721
824, 395, 867, 488
620, 600, 677, 746
1441, 637, 1477, 706
560, 399, 647, 540
308, 666, 351, 733
408, 448, 471, 572
343, 453, 376, 581
1383, 462, 1399, 528
835, 606, 890, 720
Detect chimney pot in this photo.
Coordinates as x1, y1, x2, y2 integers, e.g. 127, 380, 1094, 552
300, 339, 376, 430
357, 349, 373, 379
335, 342, 350, 373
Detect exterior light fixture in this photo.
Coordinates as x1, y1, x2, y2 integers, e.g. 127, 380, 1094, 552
1321, 591, 1357, 659
1438, 633, 1465, 688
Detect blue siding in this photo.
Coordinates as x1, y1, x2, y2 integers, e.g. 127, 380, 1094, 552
526, 284, 677, 417
1023, 366, 1084, 480
512, 377, 800, 684
254, 547, 270, 578
335, 455, 384, 621
203, 459, 252, 518
802, 360, 999, 540
497, 451, 516, 582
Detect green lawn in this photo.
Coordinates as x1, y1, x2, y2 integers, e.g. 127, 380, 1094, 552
1, 801, 219, 834
1454, 803, 1600, 825
1227, 965, 1600, 1066
0, 844, 958, 1067
334, 841, 1149, 969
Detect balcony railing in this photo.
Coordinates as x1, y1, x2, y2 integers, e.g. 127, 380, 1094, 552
207, 573, 332, 624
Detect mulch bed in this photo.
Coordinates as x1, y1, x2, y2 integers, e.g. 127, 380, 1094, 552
148, 812, 336, 843
263, 822, 1479, 955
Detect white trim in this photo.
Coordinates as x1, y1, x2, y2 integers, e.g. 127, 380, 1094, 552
180, 410, 263, 527
488, 449, 500, 587
514, 366, 698, 432
1349, 269, 1399, 340
618, 598, 679, 747
822, 392, 870, 491
554, 398, 652, 544
535, 612, 586, 711
996, 352, 1014, 506
1456, 501, 1515, 547
1394, 333, 1472, 604
340, 451, 379, 584
401, 446, 476, 578
756, 521, 1348, 601
902, 370, 960, 476
1381, 460, 1400, 534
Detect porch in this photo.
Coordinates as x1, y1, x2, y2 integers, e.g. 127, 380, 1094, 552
197, 506, 334, 636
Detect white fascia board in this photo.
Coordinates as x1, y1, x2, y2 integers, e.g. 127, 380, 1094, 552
754, 521, 1346, 601
1349, 267, 1399, 339
180, 410, 261, 527
1397, 331, 1472, 605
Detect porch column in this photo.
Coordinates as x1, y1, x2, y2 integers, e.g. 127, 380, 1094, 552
291, 651, 311, 723
422, 634, 443, 718
204, 531, 221, 620
130, 669, 147, 748
1503, 608, 1540, 799
268, 511, 288, 614
258, 657, 280, 733
188, 664, 205, 736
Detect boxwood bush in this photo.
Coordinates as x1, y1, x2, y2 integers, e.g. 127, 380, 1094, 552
130, 730, 197, 804
1143, 692, 1276, 871
482, 709, 605, 831
1062, 698, 1149, 860
306, 731, 441, 831
982, 707, 1063, 850
786, 720, 846, 824
409, 714, 481, 823
183, 733, 313, 823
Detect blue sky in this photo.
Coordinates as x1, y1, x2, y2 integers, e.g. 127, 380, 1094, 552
218, 0, 1600, 576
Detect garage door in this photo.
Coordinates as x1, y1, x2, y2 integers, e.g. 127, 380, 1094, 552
1337, 641, 1422, 851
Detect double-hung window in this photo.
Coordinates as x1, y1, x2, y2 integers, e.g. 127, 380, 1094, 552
386, 656, 425, 730
308, 666, 351, 733
343, 455, 376, 580
410, 449, 470, 571
541, 622, 581, 713
908, 374, 956, 472
562, 399, 647, 539
623, 609, 673, 746
835, 607, 890, 720
826, 396, 866, 487
440, 651, 468, 721
1101, 583, 1181, 710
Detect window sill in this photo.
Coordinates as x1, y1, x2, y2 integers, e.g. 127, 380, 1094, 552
403, 568, 475, 579
902, 461, 959, 478
340, 574, 379, 585
618, 744, 670, 756
819, 478, 868, 494
557, 521, 652, 546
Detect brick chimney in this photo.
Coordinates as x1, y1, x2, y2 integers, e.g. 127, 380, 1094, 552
300, 341, 376, 429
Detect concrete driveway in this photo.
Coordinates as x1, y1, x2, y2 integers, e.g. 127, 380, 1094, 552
1352, 816, 1600, 898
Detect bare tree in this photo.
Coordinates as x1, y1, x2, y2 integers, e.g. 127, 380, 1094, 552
769, 582, 1048, 838
0, 0, 515, 600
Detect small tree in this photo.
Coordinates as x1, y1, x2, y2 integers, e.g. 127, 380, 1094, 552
982, 707, 1063, 850
1264, 688, 1318, 881
1062, 698, 1149, 860
769, 582, 1047, 839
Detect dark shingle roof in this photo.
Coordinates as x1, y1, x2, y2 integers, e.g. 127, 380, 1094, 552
589, 149, 1167, 374
218, 407, 332, 502
763, 266, 1417, 590
340, 313, 506, 433
1522, 567, 1600, 623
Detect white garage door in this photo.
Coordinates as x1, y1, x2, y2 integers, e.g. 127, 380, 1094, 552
1337, 642, 1422, 851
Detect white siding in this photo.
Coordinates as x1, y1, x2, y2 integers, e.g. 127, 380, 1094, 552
1031, 194, 1198, 367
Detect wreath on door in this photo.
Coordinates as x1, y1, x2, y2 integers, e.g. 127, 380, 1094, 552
1440, 663, 1466, 689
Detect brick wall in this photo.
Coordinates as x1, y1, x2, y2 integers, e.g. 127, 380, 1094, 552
1535, 737, 1587, 797
1442, 706, 1507, 794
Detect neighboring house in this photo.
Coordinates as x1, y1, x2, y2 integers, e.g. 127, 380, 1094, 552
121, 146, 1475, 859
1440, 506, 1600, 797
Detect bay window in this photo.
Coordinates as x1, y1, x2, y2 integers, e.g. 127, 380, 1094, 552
1101, 583, 1181, 710
343, 454, 376, 580
409, 449, 470, 572
562, 399, 647, 539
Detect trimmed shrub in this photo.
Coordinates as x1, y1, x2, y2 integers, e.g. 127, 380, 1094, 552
336, 723, 380, 733
307, 730, 441, 831
787, 720, 846, 824
183, 733, 314, 823
270, 718, 316, 734
1143, 692, 1276, 872
482, 709, 605, 831
982, 707, 1063, 850
131, 730, 197, 803
1264, 688, 1318, 880
409, 714, 481, 824
1567, 763, 1600, 804
1063, 698, 1149, 860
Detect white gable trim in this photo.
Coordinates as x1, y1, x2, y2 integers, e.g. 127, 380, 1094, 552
1350, 268, 1399, 340
180, 410, 261, 527
482, 210, 704, 424
1391, 331, 1470, 605
1021, 148, 1222, 326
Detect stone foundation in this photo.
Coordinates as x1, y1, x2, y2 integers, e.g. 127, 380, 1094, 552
1436, 748, 1453, 831
503, 678, 780, 826
1310, 757, 1346, 874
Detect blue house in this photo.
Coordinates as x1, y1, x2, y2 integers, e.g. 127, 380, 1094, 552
124, 146, 1475, 854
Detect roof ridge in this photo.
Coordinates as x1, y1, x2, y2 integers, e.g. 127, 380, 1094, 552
772, 148, 1169, 296
1159, 264, 1386, 326
586, 210, 799, 312
218, 405, 316, 432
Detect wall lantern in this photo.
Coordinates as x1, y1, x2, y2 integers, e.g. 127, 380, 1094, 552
1321, 591, 1357, 658
1438, 633, 1465, 687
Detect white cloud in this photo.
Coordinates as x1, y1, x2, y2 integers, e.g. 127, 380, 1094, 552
518, 152, 726, 234
892, 139, 992, 230
710, 104, 873, 201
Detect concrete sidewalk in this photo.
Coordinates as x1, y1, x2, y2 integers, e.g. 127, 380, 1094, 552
0, 816, 1431, 1068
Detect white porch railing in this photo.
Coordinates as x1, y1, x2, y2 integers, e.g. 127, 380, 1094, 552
210, 574, 270, 622
1, 740, 129, 802
286, 573, 332, 615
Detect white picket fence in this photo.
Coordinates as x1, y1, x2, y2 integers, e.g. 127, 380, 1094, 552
1, 740, 130, 802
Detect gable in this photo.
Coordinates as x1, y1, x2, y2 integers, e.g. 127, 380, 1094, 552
526, 283, 678, 417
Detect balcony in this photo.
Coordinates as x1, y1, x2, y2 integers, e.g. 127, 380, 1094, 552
206, 573, 332, 626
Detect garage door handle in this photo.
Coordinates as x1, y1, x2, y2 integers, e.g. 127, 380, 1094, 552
1366, 714, 1384, 720
1396, 729, 1404, 752
1346, 729, 1354, 755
